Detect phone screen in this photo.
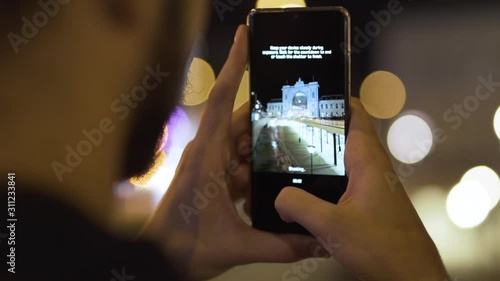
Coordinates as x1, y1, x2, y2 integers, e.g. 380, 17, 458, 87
249, 8, 350, 234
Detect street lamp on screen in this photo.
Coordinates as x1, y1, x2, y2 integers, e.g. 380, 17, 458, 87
307, 145, 316, 174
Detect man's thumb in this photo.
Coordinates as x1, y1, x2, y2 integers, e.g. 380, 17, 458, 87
275, 187, 343, 238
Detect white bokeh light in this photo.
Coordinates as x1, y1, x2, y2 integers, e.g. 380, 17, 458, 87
446, 181, 490, 228
256, 0, 306, 8
411, 186, 452, 249
494, 106, 500, 140
461, 166, 500, 210
387, 115, 433, 164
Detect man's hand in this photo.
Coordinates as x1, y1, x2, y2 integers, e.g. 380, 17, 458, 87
141, 25, 318, 281
275, 98, 450, 281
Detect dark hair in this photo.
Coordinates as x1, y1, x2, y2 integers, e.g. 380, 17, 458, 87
0, 1, 35, 23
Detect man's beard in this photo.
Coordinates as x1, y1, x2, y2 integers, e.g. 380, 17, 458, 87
120, 1, 193, 180
121, 59, 193, 180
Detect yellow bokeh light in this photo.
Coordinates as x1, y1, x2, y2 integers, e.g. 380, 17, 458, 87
411, 186, 452, 251
387, 114, 433, 164
183, 58, 216, 106
360, 71, 406, 119
256, 0, 306, 8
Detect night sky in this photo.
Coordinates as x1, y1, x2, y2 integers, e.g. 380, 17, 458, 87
249, 9, 347, 106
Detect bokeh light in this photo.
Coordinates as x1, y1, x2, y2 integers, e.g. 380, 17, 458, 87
387, 115, 433, 164
411, 186, 453, 248
360, 71, 406, 119
183, 58, 215, 106
461, 166, 500, 210
447, 181, 490, 228
494, 106, 500, 140
129, 107, 194, 200
256, 0, 306, 8
129, 151, 167, 188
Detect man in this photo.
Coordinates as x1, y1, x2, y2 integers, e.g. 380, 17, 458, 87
0, 1, 450, 280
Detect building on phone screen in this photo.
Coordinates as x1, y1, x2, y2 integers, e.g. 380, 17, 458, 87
266, 78, 344, 119
319, 95, 345, 118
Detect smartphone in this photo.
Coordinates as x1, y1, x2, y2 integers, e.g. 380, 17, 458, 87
248, 7, 351, 234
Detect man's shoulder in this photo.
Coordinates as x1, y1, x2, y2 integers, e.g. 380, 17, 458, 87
0, 184, 180, 281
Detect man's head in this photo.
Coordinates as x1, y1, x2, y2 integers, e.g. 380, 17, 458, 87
1, 0, 209, 180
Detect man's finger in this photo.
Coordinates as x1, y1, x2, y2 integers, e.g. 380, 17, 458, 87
231, 101, 250, 141
229, 162, 250, 201
348, 98, 378, 138
230, 102, 251, 162
275, 187, 345, 239
236, 228, 326, 264
344, 98, 392, 179
198, 25, 248, 139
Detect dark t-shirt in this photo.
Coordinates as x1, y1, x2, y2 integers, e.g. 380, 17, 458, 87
0, 185, 179, 281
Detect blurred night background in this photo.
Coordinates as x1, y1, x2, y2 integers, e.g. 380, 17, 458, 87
114, 1, 500, 280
